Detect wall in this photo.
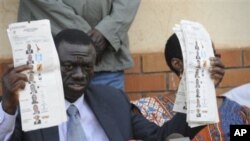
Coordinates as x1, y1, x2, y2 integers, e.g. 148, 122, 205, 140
125, 48, 250, 100
129, 0, 250, 53
0, 0, 18, 59
1, 48, 250, 99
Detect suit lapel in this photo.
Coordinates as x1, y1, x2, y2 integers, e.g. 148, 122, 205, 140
41, 126, 60, 141
85, 89, 124, 141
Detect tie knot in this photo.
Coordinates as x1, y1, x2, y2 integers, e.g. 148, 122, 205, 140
67, 105, 79, 117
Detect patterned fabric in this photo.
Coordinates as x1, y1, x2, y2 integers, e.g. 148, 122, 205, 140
219, 98, 250, 141
241, 106, 250, 124
132, 94, 175, 126
132, 94, 250, 141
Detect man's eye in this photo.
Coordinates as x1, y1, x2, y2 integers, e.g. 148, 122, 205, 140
86, 65, 92, 69
63, 65, 73, 70
82, 65, 92, 70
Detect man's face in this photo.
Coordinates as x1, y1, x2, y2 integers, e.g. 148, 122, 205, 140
57, 41, 95, 102
170, 58, 184, 77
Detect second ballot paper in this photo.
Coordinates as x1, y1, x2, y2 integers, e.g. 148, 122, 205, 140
7, 19, 67, 131
172, 20, 219, 127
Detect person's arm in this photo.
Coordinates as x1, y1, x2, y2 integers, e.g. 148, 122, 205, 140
0, 64, 32, 140
19, 0, 92, 35
0, 102, 18, 141
94, 0, 141, 52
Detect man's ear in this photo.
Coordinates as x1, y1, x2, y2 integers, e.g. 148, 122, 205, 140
171, 58, 183, 74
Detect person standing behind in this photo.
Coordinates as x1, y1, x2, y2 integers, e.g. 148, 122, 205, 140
18, 0, 141, 90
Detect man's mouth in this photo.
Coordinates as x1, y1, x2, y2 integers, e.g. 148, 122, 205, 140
68, 84, 85, 91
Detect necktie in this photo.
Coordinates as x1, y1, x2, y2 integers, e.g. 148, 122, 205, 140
67, 105, 87, 141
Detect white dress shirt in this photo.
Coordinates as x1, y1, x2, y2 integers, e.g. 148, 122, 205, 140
0, 95, 109, 141
224, 83, 250, 108
0, 103, 17, 141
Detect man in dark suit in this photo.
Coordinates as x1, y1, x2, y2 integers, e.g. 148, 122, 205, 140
0, 29, 205, 141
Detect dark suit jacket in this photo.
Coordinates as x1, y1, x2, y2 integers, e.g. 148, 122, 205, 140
5, 85, 204, 141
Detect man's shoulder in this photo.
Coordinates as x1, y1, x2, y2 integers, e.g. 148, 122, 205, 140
86, 84, 129, 103
87, 84, 124, 96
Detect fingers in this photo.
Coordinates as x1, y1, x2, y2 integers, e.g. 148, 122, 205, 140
3, 64, 14, 75
12, 80, 27, 92
87, 30, 94, 36
215, 53, 221, 58
9, 72, 28, 84
88, 29, 107, 47
94, 39, 106, 65
209, 64, 225, 75
7, 64, 32, 84
96, 40, 107, 50
209, 57, 225, 75
210, 72, 224, 81
93, 34, 104, 47
95, 34, 103, 43
209, 57, 225, 87
95, 53, 103, 65
88, 29, 100, 41
2, 64, 32, 93
4, 64, 31, 74
210, 57, 224, 68
88, 29, 107, 65
15, 64, 33, 73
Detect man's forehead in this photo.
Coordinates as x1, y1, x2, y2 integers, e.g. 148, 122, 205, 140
58, 42, 94, 54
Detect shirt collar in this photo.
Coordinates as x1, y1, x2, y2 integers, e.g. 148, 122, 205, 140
65, 94, 84, 117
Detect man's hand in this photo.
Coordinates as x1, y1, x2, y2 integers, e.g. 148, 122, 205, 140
1, 64, 32, 115
209, 57, 225, 87
88, 29, 109, 65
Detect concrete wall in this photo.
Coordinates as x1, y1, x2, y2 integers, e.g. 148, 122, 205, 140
130, 0, 250, 53
0, 0, 18, 59
0, 0, 250, 55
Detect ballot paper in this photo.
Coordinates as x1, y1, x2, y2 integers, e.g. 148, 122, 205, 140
7, 20, 67, 131
172, 20, 219, 127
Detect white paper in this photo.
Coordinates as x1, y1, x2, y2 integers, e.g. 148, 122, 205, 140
7, 20, 67, 131
172, 20, 219, 127
173, 76, 187, 114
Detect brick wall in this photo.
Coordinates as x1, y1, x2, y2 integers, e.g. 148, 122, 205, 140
125, 48, 250, 100
1, 48, 250, 100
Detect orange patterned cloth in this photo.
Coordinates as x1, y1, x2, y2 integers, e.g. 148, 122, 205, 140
132, 94, 250, 141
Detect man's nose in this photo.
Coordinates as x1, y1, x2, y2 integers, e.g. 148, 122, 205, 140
72, 66, 85, 79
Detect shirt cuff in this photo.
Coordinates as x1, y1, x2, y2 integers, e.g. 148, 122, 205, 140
0, 102, 17, 132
